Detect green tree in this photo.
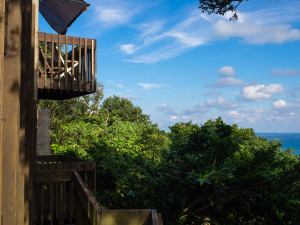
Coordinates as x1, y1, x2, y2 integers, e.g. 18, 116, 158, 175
39, 83, 104, 144
158, 118, 300, 225
98, 95, 150, 126
199, 0, 248, 20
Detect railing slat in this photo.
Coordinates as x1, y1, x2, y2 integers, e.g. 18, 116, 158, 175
51, 34, 54, 88
79, 38, 82, 91
49, 182, 54, 225
44, 33, 47, 88
41, 184, 44, 225
72, 37, 75, 90
84, 38, 87, 85
94, 40, 97, 91
65, 36, 68, 90
58, 35, 61, 89
60, 182, 63, 225
91, 39, 94, 90
56, 182, 59, 220
70, 181, 74, 224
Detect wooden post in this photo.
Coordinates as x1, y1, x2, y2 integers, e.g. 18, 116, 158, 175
1, 0, 37, 224
26, 0, 38, 224
0, 0, 5, 223
1, 0, 23, 224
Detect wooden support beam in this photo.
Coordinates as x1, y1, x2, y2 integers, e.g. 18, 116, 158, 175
1, 0, 23, 224
84, 38, 87, 85
26, 0, 38, 224
0, 0, 5, 223
94, 40, 97, 91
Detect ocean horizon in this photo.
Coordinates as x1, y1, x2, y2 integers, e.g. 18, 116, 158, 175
257, 133, 300, 155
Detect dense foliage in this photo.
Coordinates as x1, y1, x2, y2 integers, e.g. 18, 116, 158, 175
199, 0, 248, 20
40, 86, 300, 225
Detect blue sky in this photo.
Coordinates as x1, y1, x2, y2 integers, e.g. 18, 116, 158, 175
39, 0, 300, 132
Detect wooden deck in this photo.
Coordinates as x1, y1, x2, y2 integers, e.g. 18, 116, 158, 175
38, 32, 97, 100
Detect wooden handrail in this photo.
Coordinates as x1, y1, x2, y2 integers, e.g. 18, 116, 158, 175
73, 170, 162, 225
73, 170, 101, 225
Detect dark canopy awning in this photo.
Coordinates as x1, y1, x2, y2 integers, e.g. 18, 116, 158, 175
39, 0, 90, 35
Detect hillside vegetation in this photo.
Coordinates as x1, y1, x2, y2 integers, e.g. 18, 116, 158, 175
40, 84, 300, 225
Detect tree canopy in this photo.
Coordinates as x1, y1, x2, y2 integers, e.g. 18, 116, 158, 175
199, 0, 248, 20
39, 87, 300, 225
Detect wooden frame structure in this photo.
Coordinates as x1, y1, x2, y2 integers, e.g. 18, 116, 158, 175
0, 0, 162, 224
38, 32, 97, 100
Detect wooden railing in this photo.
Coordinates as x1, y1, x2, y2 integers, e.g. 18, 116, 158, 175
33, 156, 96, 225
36, 155, 96, 191
38, 32, 97, 100
33, 156, 163, 225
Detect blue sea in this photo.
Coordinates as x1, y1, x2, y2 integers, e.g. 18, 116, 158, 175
257, 133, 300, 155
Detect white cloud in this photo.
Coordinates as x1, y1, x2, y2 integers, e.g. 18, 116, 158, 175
137, 21, 165, 38
241, 84, 284, 101
203, 91, 221, 96
121, 95, 140, 100
208, 77, 244, 87
137, 83, 164, 90
204, 96, 239, 109
213, 20, 300, 44
271, 68, 300, 76
93, 0, 143, 27
115, 83, 125, 88
181, 104, 207, 116
228, 108, 264, 123
164, 31, 205, 47
272, 99, 299, 110
120, 44, 136, 54
157, 104, 175, 115
219, 66, 235, 76
124, 5, 300, 63
266, 110, 299, 121
272, 99, 289, 109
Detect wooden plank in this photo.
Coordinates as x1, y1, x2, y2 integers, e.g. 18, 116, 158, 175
94, 40, 97, 91
38, 32, 95, 47
59, 182, 63, 225
44, 33, 47, 87
56, 182, 59, 220
79, 38, 82, 90
152, 209, 159, 225
69, 181, 74, 224
19, 0, 29, 224
72, 37, 75, 90
100, 210, 153, 225
91, 39, 94, 89
65, 36, 67, 90
33, 170, 74, 182
51, 34, 54, 88
84, 38, 87, 85
2, 0, 23, 223
49, 182, 54, 225
58, 35, 61, 89
158, 213, 163, 225
73, 171, 101, 214
0, 0, 4, 222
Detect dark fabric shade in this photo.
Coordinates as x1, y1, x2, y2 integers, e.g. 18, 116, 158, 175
39, 0, 90, 35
